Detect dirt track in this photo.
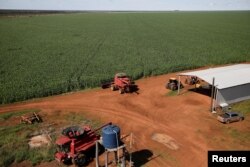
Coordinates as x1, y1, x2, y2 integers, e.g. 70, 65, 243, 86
1, 71, 250, 167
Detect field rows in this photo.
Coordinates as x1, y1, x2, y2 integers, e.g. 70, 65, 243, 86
0, 12, 250, 103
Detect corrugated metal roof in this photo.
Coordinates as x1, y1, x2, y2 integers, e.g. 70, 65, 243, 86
179, 64, 250, 89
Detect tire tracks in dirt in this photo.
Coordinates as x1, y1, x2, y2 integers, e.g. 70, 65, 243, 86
0, 72, 228, 167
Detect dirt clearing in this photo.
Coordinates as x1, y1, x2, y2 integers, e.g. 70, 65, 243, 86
1, 71, 250, 167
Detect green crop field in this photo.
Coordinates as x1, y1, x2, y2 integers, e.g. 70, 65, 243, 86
0, 11, 250, 104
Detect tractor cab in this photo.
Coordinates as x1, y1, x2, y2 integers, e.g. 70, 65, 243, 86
56, 135, 71, 153
57, 142, 71, 153
55, 137, 71, 162
169, 78, 178, 84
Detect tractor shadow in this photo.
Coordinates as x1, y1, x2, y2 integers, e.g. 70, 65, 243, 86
64, 145, 105, 167
127, 149, 154, 166
101, 83, 140, 95
85, 145, 105, 166
130, 85, 140, 95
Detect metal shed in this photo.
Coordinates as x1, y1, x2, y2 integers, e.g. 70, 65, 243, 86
179, 64, 250, 108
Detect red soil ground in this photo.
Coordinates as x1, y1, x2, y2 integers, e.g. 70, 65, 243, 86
1, 70, 250, 167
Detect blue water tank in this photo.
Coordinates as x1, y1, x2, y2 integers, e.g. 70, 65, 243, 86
102, 124, 120, 149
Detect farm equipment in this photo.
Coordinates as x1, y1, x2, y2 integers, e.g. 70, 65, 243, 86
166, 78, 184, 91
55, 122, 112, 166
102, 73, 136, 94
20, 112, 42, 124
185, 76, 200, 85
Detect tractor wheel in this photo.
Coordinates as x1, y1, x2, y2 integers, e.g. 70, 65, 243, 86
169, 84, 173, 90
71, 157, 76, 165
111, 85, 115, 91
119, 89, 124, 94
170, 84, 176, 91
74, 153, 87, 167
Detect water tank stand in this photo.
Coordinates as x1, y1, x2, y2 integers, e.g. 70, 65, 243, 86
105, 144, 126, 167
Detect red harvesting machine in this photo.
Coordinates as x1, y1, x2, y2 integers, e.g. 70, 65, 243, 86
110, 73, 136, 94
55, 122, 111, 166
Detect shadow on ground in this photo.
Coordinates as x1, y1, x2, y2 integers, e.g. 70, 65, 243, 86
189, 87, 212, 97
129, 149, 154, 166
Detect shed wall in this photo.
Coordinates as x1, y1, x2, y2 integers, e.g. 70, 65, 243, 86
217, 83, 250, 105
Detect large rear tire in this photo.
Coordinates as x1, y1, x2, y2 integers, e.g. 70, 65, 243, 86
170, 84, 177, 91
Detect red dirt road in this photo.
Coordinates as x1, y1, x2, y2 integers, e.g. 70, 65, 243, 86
1, 72, 250, 167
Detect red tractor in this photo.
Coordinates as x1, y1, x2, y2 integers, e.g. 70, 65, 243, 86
110, 73, 135, 94
55, 123, 111, 166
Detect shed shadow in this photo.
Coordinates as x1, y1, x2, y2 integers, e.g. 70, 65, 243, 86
189, 87, 212, 97
130, 85, 140, 94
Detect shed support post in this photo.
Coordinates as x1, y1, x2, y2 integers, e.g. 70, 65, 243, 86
129, 133, 133, 167
212, 88, 218, 113
210, 77, 215, 112
105, 151, 109, 167
95, 141, 99, 167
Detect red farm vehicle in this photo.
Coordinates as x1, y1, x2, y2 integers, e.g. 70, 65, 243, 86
111, 73, 135, 94
102, 73, 137, 94
55, 122, 111, 166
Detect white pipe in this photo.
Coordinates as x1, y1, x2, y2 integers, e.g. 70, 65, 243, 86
129, 133, 132, 167
95, 141, 99, 167
113, 129, 120, 164
105, 151, 108, 167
